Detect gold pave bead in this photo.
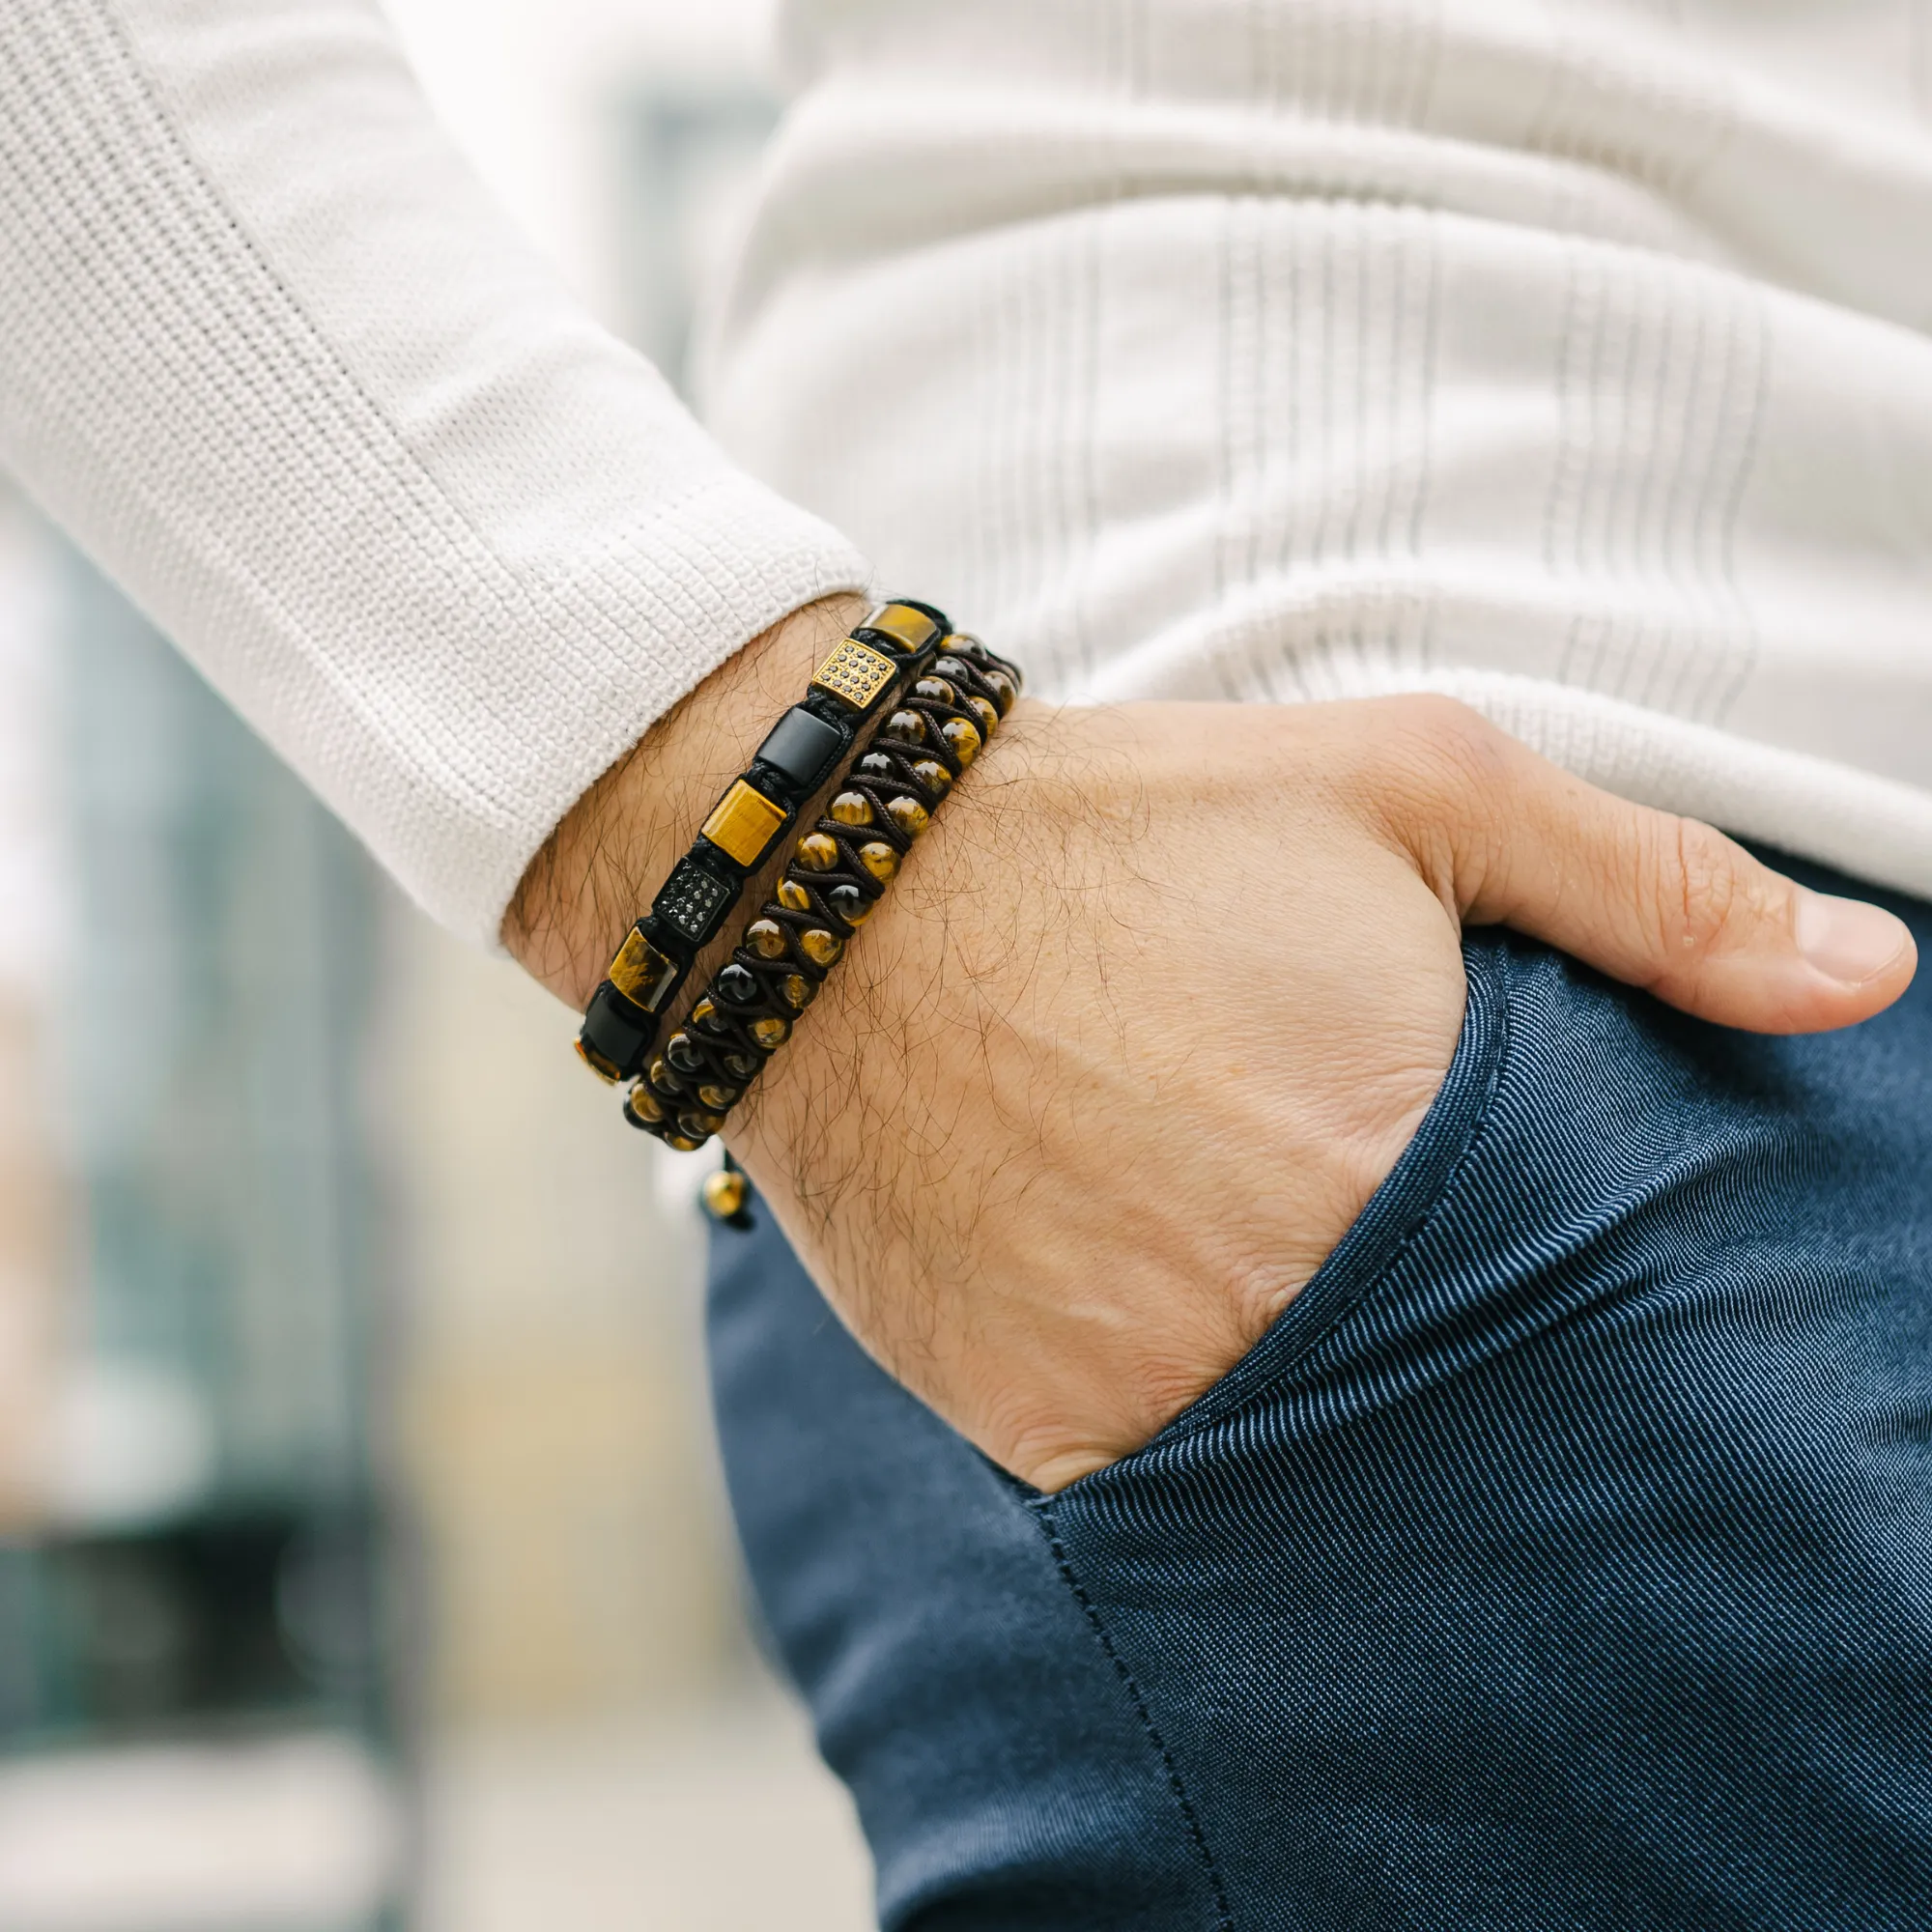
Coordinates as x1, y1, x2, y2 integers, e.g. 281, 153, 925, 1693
862, 603, 940, 652
810, 638, 898, 712
911, 759, 952, 799
886, 708, 926, 744
797, 833, 839, 871
777, 879, 811, 914
859, 841, 899, 884
798, 928, 843, 968
965, 695, 1000, 736
751, 1015, 791, 1050
701, 1168, 749, 1223
942, 717, 982, 766
886, 795, 930, 838
700, 780, 788, 868
830, 790, 874, 827
747, 919, 788, 960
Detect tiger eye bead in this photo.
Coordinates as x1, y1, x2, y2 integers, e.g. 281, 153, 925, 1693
826, 884, 872, 928
697, 1082, 740, 1110
663, 1133, 706, 1153
858, 752, 895, 779
779, 973, 815, 1011
830, 790, 874, 827
941, 717, 982, 766
751, 1015, 791, 1050
723, 1051, 759, 1079
798, 927, 843, 968
965, 695, 1000, 736
984, 670, 1017, 715
777, 878, 811, 914
716, 962, 761, 1007
911, 758, 952, 800
689, 997, 718, 1028
648, 1057, 684, 1096
626, 1084, 666, 1123
913, 676, 955, 706
858, 841, 899, 884
747, 919, 788, 960
932, 657, 969, 682
797, 832, 839, 871
885, 795, 930, 838
885, 709, 926, 744
680, 1108, 728, 1139
665, 1032, 704, 1074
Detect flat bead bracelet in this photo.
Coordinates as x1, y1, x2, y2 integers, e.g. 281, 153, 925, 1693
624, 633, 1023, 1151
574, 601, 951, 1089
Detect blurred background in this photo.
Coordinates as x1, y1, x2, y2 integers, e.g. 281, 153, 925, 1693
0, 2, 875, 1926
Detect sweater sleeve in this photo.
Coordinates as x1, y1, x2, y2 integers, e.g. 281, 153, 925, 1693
0, 0, 869, 946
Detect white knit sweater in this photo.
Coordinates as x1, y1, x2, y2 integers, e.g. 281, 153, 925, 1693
7, 1, 1932, 946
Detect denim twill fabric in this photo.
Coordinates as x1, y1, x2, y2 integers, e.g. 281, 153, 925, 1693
705, 854, 1932, 1930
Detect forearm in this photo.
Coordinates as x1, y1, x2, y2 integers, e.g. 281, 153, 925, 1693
0, 0, 865, 945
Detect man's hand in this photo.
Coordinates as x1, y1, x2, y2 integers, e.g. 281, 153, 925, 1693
508, 624, 1916, 1492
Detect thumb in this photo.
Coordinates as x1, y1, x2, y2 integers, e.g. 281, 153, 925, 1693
1393, 701, 1917, 1036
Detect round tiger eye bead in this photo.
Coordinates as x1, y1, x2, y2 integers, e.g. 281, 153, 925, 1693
697, 1082, 741, 1111
984, 670, 1017, 715
910, 758, 952, 799
913, 676, 955, 706
700, 1168, 749, 1223
885, 795, 930, 838
941, 717, 982, 766
777, 878, 811, 914
665, 1032, 704, 1073
859, 841, 900, 884
716, 962, 761, 1007
751, 1015, 791, 1050
826, 883, 872, 928
664, 1132, 706, 1153
779, 973, 815, 1011
885, 709, 926, 744
830, 790, 874, 827
858, 752, 895, 779
797, 832, 839, 871
747, 919, 788, 960
932, 657, 969, 682
626, 1084, 666, 1123
648, 1057, 684, 1096
798, 927, 843, 968
680, 1108, 727, 1139
965, 695, 1000, 736
723, 1051, 759, 1079
689, 997, 718, 1028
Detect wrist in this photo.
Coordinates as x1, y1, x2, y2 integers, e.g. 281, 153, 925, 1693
502, 593, 869, 1009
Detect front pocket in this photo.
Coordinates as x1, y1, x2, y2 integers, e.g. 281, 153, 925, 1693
1080, 938, 1511, 1472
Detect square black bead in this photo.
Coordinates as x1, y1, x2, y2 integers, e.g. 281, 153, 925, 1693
753, 705, 847, 798
582, 984, 653, 1076
653, 857, 735, 945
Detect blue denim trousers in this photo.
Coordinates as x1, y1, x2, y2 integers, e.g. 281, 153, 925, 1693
706, 853, 1932, 1930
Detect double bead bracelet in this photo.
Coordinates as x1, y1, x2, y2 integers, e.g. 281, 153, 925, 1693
575, 602, 1022, 1162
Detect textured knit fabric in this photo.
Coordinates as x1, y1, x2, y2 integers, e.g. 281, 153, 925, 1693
708, 851, 1932, 1930
706, 0, 1932, 898
0, 0, 867, 945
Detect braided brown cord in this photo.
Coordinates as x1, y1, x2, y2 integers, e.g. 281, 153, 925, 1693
626, 636, 1021, 1151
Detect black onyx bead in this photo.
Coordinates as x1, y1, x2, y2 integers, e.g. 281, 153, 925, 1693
826, 883, 873, 928
716, 963, 761, 1007
723, 1052, 759, 1079
665, 1032, 704, 1074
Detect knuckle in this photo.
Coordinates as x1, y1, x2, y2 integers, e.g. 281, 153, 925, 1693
1652, 816, 1747, 963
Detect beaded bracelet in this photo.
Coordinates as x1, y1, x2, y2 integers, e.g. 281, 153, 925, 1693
574, 601, 951, 1088
624, 634, 1022, 1151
